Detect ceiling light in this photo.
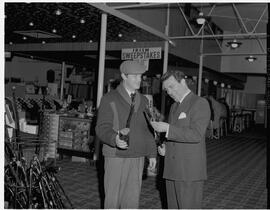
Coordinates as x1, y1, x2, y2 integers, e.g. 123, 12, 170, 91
55, 9, 62, 16
72, 35, 76, 39
213, 80, 218, 86
245, 55, 257, 62
42, 41, 46, 44
23, 36, 27, 40
227, 39, 242, 49
196, 12, 206, 25
52, 29, 57, 33
29, 22, 34, 26
89, 40, 93, 43
227, 85, 231, 89
221, 83, 225, 88
133, 39, 136, 42
118, 33, 122, 38
9, 42, 13, 45
204, 78, 209, 83
80, 18, 85, 24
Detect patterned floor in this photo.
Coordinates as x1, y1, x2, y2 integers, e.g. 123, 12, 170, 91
56, 128, 267, 209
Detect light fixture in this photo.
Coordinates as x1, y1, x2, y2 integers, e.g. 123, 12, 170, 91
52, 29, 57, 33
227, 85, 231, 89
196, 12, 206, 25
204, 78, 209, 83
192, 76, 197, 81
221, 83, 225, 88
80, 18, 85, 24
29, 22, 34, 26
118, 33, 122, 38
23, 36, 27, 40
55, 9, 62, 16
9, 42, 13, 45
89, 40, 93, 43
42, 41, 46, 44
133, 39, 136, 42
227, 39, 242, 49
245, 55, 257, 62
213, 80, 218, 86
72, 34, 76, 39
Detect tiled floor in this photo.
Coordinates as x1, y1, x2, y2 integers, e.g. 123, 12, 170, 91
56, 128, 267, 209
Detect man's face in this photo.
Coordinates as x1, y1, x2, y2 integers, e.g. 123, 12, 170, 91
163, 76, 184, 102
123, 74, 142, 91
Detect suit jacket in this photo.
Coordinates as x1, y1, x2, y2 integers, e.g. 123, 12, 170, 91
163, 92, 210, 181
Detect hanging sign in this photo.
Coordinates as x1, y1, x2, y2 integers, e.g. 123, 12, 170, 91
121, 47, 162, 60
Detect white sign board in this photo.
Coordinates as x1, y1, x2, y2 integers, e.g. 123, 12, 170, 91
121, 47, 162, 60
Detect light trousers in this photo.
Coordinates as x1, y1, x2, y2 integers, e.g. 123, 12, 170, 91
104, 157, 144, 209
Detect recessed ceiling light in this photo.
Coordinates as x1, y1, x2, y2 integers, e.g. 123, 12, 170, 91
72, 35, 76, 39
118, 33, 122, 38
23, 36, 27, 40
42, 41, 46, 44
89, 40, 93, 43
80, 18, 85, 24
52, 29, 57, 33
133, 39, 136, 42
29, 22, 34, 26
55, 9, 62, 16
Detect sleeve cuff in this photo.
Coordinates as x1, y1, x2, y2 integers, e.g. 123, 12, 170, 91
165, 125, 169, 138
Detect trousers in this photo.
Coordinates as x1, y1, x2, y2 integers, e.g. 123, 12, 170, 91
166, 179, 204, 209
104, 156, 144, 209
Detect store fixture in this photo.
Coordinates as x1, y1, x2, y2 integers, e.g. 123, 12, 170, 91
227, 39, 242, 49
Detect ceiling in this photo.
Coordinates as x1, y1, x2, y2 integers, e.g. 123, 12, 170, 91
4, 2, 268, 88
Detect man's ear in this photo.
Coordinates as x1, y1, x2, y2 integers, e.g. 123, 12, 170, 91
121, 73, 127, 80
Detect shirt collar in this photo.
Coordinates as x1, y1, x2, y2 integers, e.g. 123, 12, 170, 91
179, 90, 191, 103
123, 85, 135, 97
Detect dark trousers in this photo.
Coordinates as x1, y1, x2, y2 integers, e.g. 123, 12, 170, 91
166, 179, 204, 209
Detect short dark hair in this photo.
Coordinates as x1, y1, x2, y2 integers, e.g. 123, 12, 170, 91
161, 70, 186, 83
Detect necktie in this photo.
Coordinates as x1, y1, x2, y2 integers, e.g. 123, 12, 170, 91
126, 93, 136, 128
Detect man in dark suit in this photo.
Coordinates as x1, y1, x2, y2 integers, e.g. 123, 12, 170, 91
151, 70, 210, 209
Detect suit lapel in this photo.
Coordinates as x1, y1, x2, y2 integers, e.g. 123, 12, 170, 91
170, 92, 194, 123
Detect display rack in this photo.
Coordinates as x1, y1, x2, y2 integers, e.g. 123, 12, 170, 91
57, 116, 94, 159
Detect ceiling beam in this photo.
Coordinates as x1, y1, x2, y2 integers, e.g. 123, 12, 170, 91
5, 41, 164, 52
88, 3, 175, 46
170, 32, 266, 40
111, 3, 168, 10
203, 52, 266, 56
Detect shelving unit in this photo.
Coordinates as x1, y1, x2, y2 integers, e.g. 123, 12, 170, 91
57, 116, 94, 159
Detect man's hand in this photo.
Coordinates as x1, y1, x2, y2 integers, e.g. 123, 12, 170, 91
115, 128, 129, 149
150, 121, 169, 133
148, 157, 157, 171
158, 144, 166, 156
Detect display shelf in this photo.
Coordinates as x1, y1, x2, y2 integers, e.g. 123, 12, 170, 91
57, 116, 94, 159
